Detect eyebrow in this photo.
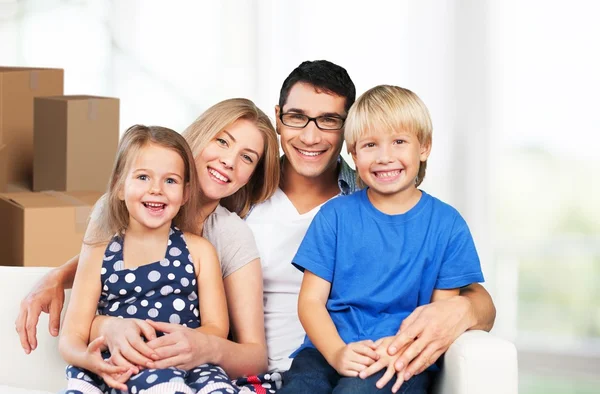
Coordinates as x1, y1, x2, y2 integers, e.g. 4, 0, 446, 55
222, 130, 260, 159
284, 108, 344, 118
133, 168, 183, 179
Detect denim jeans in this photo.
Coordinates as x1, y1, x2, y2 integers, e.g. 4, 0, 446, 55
280, 348, 434, 394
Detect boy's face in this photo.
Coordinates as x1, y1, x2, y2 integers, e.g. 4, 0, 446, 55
352, 129, 430, 199
275, 82, 346, 181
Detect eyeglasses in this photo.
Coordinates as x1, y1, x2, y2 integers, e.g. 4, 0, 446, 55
279, 112, 345, 131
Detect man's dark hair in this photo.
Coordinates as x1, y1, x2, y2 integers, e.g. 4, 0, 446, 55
278, 60, 356, 114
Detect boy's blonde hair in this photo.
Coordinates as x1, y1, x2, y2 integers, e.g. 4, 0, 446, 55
182, 98, 280, 218
89, 125, 200, 243
345, 85, 433, 187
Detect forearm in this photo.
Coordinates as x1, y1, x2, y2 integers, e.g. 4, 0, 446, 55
207, 335, 267, 378
299, 299, 345, 364
55, 254, 80, 289
197, 323, 228, 340
59, 335, 90, 368
459, 283, 496, 331
90, 315, 112, 342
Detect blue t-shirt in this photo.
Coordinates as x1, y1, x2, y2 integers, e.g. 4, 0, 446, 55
292, 188, 484, 353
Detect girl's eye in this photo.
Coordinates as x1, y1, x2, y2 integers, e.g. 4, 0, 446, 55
242, 154, 254, 163
137, 174, 148, 181
166, 178, 177, 184
216, 138, 228, 146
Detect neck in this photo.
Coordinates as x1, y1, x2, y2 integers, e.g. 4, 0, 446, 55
197, 196, 220, 234
126, 218, 172, 243
280, 157, 341, 214
367, 187, 422, 215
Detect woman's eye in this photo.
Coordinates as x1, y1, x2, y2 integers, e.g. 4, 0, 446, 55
242, 154, 254, 163
216, 138, 228, 146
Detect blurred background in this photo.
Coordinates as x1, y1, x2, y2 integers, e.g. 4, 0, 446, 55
1, 0, 598, 392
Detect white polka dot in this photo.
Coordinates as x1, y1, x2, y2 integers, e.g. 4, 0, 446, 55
160, 258, 170, 267
169, 247, 182, 257
125, 296, 137, 304
101, 267, 107, 275
131, 386, 137, 394
140, 300, 149, 307
173, 260, 181, 267
173, 298, 185, 311
109, 302, 120, 312
103, 285, 108, 291
134, 286, 142, 292
125, 273, 136, 283
113, 261, 123, 270
148, 308, 159, 318
169, 314, 181, 324
155, 302, 162, 309
168, 239, 172, 246
193, 308, 199, 317
103, 254, 115, 261
190, 304, 194, 311
146, 374, 158, 384
188, 254, 193, 262
185, 264, 194, 274
174, 289, 181, 294
109, 242, 121, 252
160, 286, 173, 296
107, 294, 117, 301
168, 273, 175, 280
169, 228, 174, 235
180, 278, 189, 287
148, 271, 161, 282
119, 289, 127, 295
145, 290, 155, 297
108, 274, 119, 283
192, 279, 196, 286
127, 305, 137, 315
188, 291, 198, 301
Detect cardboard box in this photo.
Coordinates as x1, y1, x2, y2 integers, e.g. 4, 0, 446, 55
0, 144, 6, 191
0, 67, 64, 188
34, 95, 119, 192
0, 191, 102, 267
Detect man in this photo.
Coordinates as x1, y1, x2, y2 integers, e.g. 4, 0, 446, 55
16, 60, 496, 388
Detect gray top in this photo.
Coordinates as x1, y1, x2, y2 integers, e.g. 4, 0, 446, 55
203, 204, 260, 278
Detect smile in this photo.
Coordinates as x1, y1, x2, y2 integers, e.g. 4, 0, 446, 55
142, 202, 166, 212
296, 148, 325, 157
373, 170, 402, 179
208, 168, 230, 183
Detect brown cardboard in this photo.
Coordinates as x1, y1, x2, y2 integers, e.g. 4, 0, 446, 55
0, 67, 64, 188
0, 144, 6, 191
34, 95, 119, 192
0, 191, 102, 267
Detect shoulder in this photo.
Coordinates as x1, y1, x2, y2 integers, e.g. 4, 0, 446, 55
183, 232, 217, 258
206, 205, 253, 235
421, 191, 468, 230
321, 189, 363, 214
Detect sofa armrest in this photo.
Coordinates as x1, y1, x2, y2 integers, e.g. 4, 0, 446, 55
0, 266, 70, 392
432, 330, 518, 394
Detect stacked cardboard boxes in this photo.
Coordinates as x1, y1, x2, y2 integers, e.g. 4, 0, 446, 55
0, 67, 119, 267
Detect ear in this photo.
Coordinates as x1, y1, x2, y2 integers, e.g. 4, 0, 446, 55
419, 141, 432, 162
350, 150, 358, 165
274, 105, 281, 135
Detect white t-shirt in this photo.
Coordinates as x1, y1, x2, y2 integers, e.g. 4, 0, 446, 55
245, 188, 325, 372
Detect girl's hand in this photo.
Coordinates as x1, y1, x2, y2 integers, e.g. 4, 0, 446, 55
330, 340, 379, 377
83, 336, 136, 392
145, 320, 212, 370
359, 336, 408, 393
100, 317, 159, 370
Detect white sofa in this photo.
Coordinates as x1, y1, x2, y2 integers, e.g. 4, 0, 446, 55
0, 266, 518, 393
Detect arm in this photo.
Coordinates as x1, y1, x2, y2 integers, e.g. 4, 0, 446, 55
146, 259, 269, 377
459, 283, 496, 331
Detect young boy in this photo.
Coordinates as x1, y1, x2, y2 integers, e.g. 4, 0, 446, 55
281, 85, 485, 394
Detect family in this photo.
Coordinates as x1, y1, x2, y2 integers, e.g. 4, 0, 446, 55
15, 60, 496, 394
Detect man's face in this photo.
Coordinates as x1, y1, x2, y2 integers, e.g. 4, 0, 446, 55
276, 82, 346, 181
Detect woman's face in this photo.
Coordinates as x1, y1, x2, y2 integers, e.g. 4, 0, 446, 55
196, 118, 265, 202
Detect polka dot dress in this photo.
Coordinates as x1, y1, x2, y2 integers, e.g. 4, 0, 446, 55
65, 226, 239, 394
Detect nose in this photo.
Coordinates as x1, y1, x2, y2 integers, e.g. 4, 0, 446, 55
220, 150, 235, 169
298, 121, 322, 146
376, 145, 393, 164
149, 179, 162, 194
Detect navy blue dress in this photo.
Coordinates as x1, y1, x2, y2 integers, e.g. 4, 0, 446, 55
65, 226, 236, 394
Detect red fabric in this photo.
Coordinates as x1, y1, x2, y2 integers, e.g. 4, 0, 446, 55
246, 376, 267, 394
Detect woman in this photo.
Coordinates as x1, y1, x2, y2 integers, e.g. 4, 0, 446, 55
17, 98, 280, 384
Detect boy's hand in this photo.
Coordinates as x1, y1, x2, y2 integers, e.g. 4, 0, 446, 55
83, 336, 137, 391
359, 336, 409, 393
330, 340, 379, 377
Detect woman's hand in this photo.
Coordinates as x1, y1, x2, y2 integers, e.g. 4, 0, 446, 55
145, 320, 214, 370
98, 317, 159, 370
83, 336, 136, 392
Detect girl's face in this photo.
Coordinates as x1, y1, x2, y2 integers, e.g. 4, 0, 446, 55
120, 143, 187, 231
196, 119, 265, 202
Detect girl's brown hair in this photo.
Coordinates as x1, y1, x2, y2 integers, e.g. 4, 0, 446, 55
88, 125, 200, 243
182, 98, 280, 217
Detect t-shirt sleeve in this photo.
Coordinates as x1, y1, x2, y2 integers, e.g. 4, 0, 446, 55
213, 215, 260, 278
435, 214, 485, 289
292, 207, 337, 283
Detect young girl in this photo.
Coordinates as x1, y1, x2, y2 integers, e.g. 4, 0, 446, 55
59, 125, 233, 394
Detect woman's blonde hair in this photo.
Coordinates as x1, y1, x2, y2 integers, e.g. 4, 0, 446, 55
89, 125, 200, 243
182, 98, 280, 217
345, 85, 433, 187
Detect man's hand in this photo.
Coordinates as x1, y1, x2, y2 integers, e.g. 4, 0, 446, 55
15, 269, 66, 353
329, 340, 379, 377
388, 296, 474, 380
83, 336, 135, 392
359, 336, 409, 393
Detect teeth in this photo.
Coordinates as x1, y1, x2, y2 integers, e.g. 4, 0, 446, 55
376, 170, 401, 178
208, 168, 229, 182
297, 149, 323, 157
144, 202, 164, 208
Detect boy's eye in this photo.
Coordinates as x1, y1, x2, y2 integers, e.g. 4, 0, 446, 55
364, 142, 375, 148
393, 139, 405, 144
